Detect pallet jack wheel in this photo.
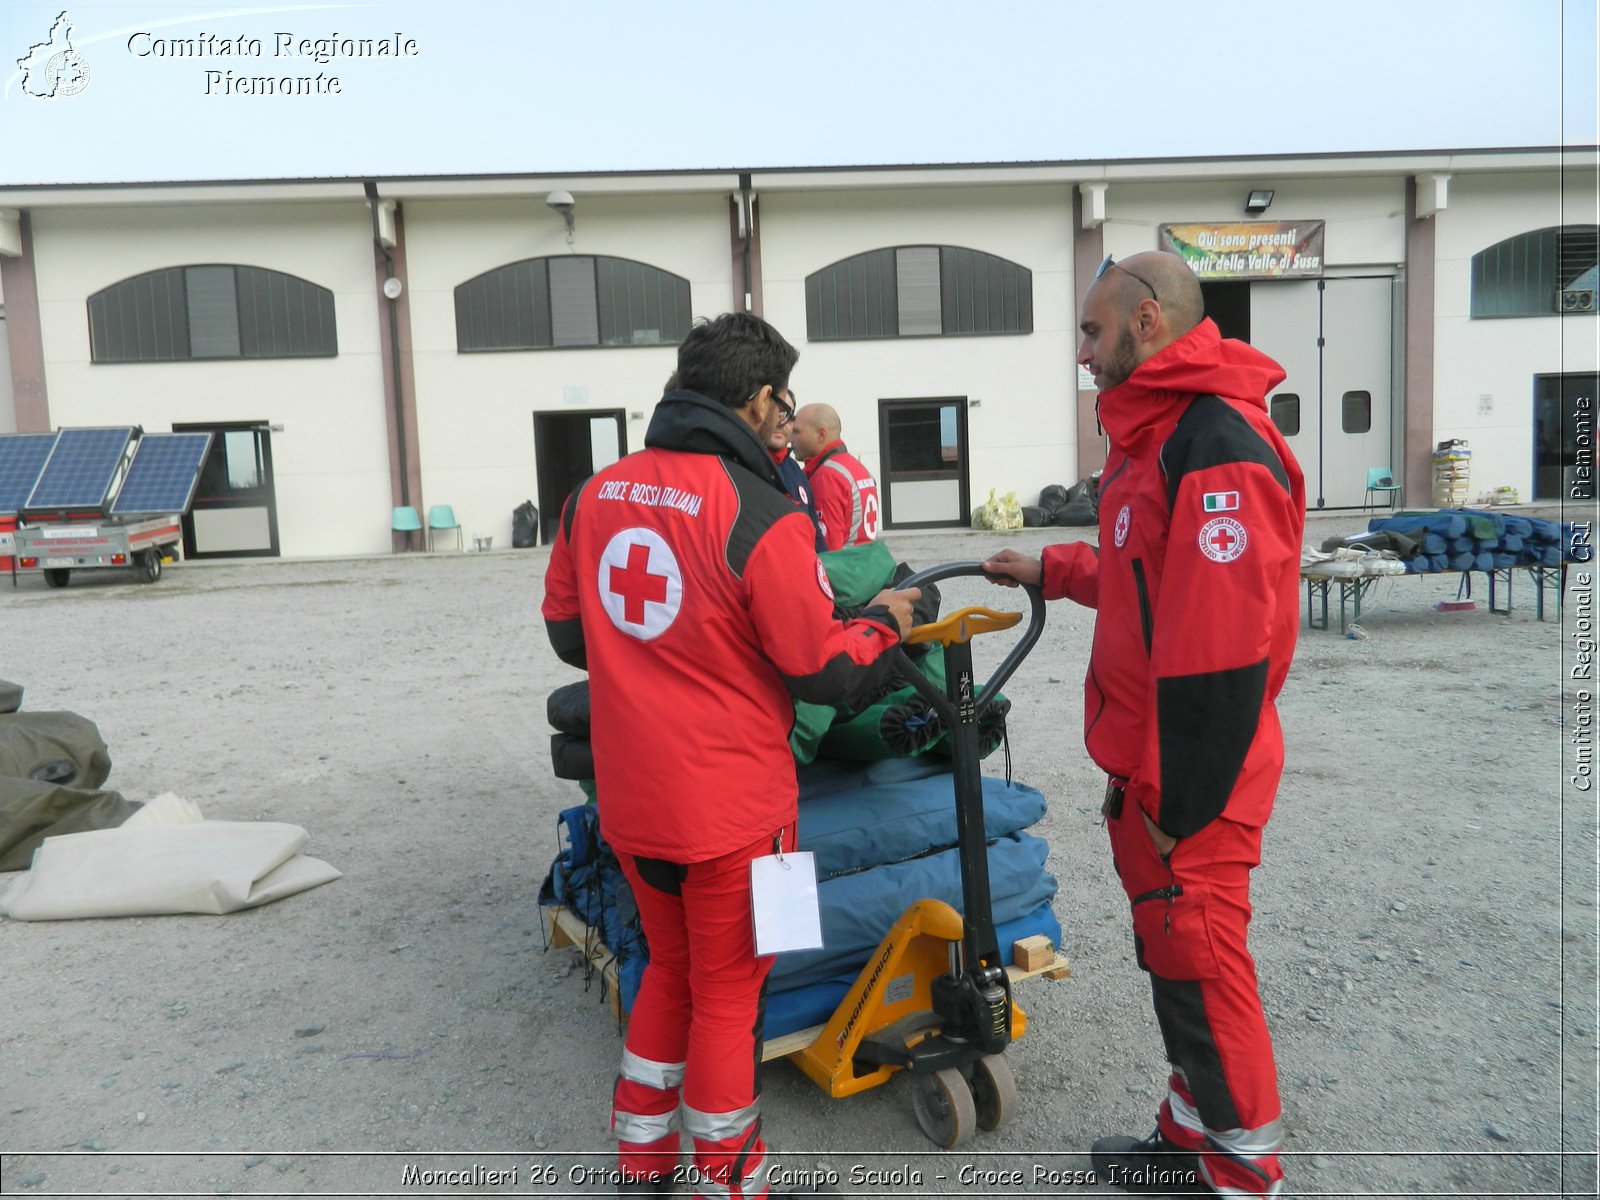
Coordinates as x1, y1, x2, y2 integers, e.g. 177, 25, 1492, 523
971, 1053, 1018, 1131
138, 550, 161, 583
43, 568, 70, 589
911, 1066, 976, 1148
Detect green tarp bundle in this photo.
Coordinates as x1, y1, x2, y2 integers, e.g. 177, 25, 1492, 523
790, 543, 1008, 765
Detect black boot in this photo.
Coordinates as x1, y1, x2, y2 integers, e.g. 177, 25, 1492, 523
1090, 1128, 1207, 1194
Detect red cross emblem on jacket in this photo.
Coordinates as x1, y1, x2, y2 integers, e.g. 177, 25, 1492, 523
598, 529, 682, 638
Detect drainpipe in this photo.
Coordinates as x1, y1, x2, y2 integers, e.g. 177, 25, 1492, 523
738, 173, 754, 312
364, 180, 413, 546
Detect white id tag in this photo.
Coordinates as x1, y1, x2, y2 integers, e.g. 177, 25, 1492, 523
750, 850, 823, 955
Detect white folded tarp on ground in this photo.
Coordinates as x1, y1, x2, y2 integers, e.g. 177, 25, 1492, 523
0, 821, 340, 920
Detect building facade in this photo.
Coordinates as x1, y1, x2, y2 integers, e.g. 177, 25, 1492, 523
1, 147, 1594, 558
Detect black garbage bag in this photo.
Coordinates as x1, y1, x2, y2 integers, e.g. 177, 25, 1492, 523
512, 500, 540, 549
1055, 477, 1100, 526
1021, 505, 1051, 527
1038, 484, 1072, 518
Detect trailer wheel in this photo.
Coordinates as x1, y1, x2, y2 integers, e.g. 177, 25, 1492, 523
970, 1053, 1018, 1131
138, 550, 161, 583
911, 1066, 975, 1148
43, 568, 71, 589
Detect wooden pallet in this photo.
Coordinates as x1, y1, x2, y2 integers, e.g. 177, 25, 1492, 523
542, 904, 1071, 1056
544, 904, 625, 1020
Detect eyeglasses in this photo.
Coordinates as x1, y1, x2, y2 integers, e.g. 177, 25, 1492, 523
751, 386, 796, 424
1096, 255, 1158, 302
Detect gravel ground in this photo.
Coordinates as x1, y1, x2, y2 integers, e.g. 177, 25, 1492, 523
0, 509, 1594, 1199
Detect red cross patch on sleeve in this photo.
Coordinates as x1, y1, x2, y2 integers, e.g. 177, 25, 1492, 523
1198, 516, 1248, 562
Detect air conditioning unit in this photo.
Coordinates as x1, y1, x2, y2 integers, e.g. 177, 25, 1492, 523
1560, 288, 1595, 312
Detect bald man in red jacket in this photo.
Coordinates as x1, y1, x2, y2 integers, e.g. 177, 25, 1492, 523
986, 252, 1303, 1199
791, 402, 882, 550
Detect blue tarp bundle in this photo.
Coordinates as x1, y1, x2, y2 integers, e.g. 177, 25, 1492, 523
796, 757, 1047, 880
1371, 509, 1592, 574
769, 830, 1059, 992
539, 760, 1061, 1031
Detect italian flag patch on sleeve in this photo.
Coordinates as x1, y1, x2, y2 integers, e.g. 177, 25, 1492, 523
1202, 491, 1240, 512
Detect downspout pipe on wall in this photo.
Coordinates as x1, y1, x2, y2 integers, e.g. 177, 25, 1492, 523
738, 174, 754, 313
364, 180, 415, 548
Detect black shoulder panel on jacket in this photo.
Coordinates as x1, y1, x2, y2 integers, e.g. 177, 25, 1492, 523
1155, 657, 1268, 836
721, 457, 805, 579
560, 485, 580, 544
1162, 394, 1291, 511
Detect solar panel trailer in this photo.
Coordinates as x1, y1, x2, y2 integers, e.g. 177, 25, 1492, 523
7, 428, 212, 588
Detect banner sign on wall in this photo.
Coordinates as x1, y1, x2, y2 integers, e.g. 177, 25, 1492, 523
1159, 221, 1326, 279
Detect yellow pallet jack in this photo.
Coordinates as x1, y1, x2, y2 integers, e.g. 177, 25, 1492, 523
773, 562, 1068, 1147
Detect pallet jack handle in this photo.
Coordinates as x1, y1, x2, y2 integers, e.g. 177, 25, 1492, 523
887, 561, 1047, 997
892, 561, 1046, 730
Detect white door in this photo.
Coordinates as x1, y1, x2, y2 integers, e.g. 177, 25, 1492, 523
1247, 277, 1393, 507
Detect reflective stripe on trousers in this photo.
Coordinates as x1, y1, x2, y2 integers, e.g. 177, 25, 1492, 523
682, 1100, 760, 1145
621, 1048, 686, 1092
1164, 1068, 1285, 1198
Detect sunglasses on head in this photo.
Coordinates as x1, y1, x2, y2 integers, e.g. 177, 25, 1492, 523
1096, 255, 1158, 302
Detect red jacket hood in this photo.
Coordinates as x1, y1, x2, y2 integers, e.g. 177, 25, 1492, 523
1098, 319, 1285, 446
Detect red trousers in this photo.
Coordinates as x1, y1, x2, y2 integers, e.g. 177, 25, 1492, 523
1107, 791, 1285, 1198
611, 824, 793, 1199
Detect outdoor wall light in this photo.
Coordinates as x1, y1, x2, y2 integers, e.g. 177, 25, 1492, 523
1245, 188, 1275, 215
546, 190, 576, 248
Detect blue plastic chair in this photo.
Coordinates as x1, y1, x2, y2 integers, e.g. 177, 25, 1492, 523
391, 505, 422, 551
1364, 467, 1402, 512
427, 504, 462, 551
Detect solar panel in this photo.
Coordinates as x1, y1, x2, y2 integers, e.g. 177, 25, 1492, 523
111, 432, 213, 516
23, 426, 136, 512
0, 433, 59, 515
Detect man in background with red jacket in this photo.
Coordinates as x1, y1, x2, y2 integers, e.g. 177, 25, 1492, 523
766, 395, 827, 551
791, 402, 881, 550
543, 312, 918, 1199
985, 252, 1303, 1199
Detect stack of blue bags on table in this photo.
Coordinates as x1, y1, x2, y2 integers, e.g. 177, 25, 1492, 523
1361, 509, 1591, 574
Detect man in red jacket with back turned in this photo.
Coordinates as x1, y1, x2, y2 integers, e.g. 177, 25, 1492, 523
791, 402, 881, 550
985, 252, 1303, 1199
543, 312, 918, 1199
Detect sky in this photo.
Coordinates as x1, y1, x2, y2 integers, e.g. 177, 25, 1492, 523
0, 0, 1595, 186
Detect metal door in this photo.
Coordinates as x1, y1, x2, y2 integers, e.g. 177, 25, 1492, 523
1248, 277, 1393, 507
878, 397, 968, 529
1534, 373, 1599, 500
174, 422, 279, 558
533, 410, 626, 545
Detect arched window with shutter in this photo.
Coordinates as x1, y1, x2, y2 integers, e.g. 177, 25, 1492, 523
88, 265, 337, 362
805, 245, 1033, 341
455, 255, 692, 351
1471, 225, 1599, 318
